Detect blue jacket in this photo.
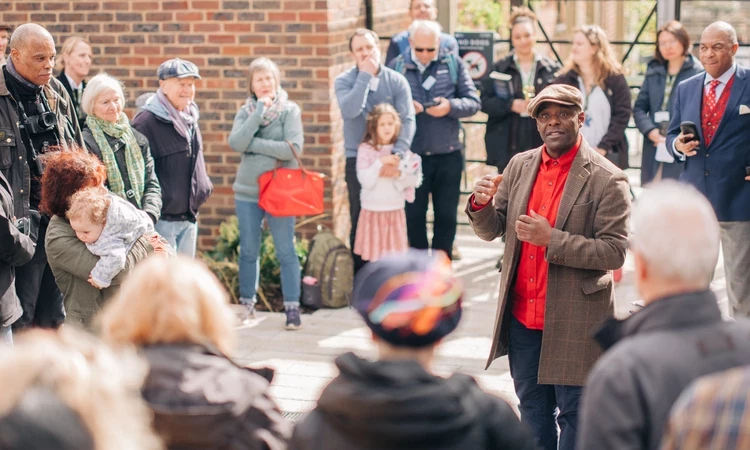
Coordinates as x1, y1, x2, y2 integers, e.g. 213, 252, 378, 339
389, 49, 481, 156
666, 64, 750, 222
334, 65, 416, 159
385, 31, 458, 66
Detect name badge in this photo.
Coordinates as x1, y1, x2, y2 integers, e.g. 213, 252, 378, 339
654, 111, 670, 123
422, 75, 436, 91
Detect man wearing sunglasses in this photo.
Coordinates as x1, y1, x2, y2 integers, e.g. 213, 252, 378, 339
385, 0, 458, 66
389, 20, 480, 262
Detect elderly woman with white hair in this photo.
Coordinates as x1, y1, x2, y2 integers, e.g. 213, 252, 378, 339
227, 57, 304, 330
81, 73, 162, 223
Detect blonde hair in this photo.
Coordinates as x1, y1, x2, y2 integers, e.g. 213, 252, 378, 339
509, 6, 536, 28
56, 35, 91, 71
564, 25, 623, 87
81, 73, 126, 117
0, 328, 163, 450
363, 103, 401, 148
66, 186, 110, 224
98, 256, 236, 355
247, 57, 281, 97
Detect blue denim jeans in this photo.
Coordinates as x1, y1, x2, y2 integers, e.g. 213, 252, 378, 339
0, 325, 12, 345
508, 315, 582, 450
235, 200, 300, 307
155, 220, 197, 257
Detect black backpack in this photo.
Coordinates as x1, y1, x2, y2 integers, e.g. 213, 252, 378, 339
301, 228, 353, 309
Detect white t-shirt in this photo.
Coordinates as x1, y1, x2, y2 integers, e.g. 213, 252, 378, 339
579, 77, 611, 148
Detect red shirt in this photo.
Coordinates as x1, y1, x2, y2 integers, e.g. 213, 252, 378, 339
511, 136, 581, 330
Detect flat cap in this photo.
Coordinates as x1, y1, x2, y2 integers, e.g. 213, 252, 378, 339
527, 84, 583, 118
157, 58, 201, 80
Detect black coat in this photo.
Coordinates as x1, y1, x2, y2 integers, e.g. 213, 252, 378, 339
56, 72, 86, 131
291, 352, 537, 450
0, 171, 34, 327
82, 126, 162, 223
481, 53, 560, 171
633, 55, 703, 185
553, 70, 632, 169
131, 110, 212, 222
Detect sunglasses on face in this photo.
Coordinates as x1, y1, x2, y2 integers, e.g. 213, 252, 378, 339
414, 47, 436, 53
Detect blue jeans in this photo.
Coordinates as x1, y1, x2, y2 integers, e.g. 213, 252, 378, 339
508, 315, 582, 450
0, 325, 12, 345
155, 220, 197, 257
235, 200, 300, 307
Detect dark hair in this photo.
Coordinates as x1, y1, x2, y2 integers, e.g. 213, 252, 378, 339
40, 149, 107, 218
363, 103, 401, 148
655, 20, 691, 63
348, 28, 380, 52
509, 6, 536, 29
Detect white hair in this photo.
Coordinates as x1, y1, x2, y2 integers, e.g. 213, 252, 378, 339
81, 73, 126, 117
631, 180, 719, 285
408, 19, 442, 42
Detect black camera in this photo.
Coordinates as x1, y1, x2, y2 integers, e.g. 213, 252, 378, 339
24, 111, 57, 135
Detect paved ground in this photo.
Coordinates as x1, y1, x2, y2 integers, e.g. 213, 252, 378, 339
234, 211, 730, 414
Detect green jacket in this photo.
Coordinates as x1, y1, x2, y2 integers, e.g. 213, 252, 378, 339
45, 215, 160, 329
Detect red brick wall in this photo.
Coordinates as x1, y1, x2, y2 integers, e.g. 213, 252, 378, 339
4, 0, 410, 248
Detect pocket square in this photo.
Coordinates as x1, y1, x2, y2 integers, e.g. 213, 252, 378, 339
740, 104, 750, 115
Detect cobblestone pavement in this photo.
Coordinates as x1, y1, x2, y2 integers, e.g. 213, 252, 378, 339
234, 187, 729, 414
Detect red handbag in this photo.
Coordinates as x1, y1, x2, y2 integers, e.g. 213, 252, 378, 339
257, 141, 325, 217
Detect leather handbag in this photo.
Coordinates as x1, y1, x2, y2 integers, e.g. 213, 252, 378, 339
258, 141, 325, 217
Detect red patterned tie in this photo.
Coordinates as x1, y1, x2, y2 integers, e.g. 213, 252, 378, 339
706, 79, 721, 111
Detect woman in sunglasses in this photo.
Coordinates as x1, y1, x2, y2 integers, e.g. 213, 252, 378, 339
481, 7, 560, 172
553, 25, 632, 169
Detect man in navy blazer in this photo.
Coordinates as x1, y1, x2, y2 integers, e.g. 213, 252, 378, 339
667, 21, 750, 317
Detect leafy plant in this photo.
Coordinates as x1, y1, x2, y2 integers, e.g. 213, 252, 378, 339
201, 215, 315, 311
458, 0, 505, 33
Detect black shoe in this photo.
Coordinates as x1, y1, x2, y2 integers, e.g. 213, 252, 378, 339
285, 306, 302, 330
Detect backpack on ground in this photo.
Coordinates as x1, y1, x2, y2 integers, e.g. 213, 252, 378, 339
301, 228, 353, 309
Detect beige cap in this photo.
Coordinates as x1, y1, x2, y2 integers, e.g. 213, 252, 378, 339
527, 84, 584, 118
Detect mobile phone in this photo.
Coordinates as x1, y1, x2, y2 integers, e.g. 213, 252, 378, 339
745, 166, 750, 177
679, 121, 700, 142
422, 100, 439, 109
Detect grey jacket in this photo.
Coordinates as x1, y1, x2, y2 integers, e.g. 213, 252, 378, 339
87, 195, 153, 288
0, 67, 83, 237
227, 100, 303, 202
578, 290, 750, 450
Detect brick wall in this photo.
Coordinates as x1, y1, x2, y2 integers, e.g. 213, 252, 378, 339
4, 0, 410, 249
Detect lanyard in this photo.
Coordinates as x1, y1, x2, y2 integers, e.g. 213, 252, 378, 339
514, 54, 537, 99
661, 74, 676, 111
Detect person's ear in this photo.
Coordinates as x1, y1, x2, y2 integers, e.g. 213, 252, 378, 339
633, 251, 648, 282
578, 110, 585, 126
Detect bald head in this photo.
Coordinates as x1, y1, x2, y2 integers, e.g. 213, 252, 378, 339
9, 23, 55, 86
699, 21, 739, 78
9, 23, 53, 51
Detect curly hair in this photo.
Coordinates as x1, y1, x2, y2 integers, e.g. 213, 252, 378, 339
509, 6, 536, 28
66, 187, 110, 224
40, 149, 107, 218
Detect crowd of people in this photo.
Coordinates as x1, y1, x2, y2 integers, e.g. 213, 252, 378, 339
0, 0, 749, 448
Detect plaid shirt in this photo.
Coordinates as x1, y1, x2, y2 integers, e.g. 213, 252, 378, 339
662, 365, 750, 449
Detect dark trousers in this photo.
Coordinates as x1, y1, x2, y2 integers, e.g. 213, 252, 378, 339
13, 215, 64, 330
405, 151, 462, 259
508, 315, 582, 450
345, 157, 366, 272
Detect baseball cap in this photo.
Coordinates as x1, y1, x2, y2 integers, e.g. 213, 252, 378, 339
352, 250, 463, 348
527, 84, 584, 118
156, 58, 201, 81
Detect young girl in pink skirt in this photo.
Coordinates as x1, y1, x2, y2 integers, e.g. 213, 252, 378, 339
354, 103, 422, 262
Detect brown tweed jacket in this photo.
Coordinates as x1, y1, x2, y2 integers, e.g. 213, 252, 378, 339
466, 138, 631, 386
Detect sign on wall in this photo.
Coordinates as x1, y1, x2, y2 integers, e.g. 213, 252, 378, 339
454, 32, 495, 82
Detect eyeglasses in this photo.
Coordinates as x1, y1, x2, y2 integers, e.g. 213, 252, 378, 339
414, 48, 436, 53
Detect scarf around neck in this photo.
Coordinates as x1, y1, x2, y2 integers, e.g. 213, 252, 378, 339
142, 88, 202, 156
5, 57, 43, 92
86, 113, 146, 207
242, 88, 288, 127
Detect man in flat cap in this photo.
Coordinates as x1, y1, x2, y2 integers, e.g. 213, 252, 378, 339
132, 58, 213, 256
465, 84, 631, 450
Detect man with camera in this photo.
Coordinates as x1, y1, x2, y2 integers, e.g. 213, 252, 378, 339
0, 23, 83, 329
667, 21, 750, 318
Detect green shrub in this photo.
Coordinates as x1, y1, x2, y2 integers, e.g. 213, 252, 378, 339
201, 215, 309, 311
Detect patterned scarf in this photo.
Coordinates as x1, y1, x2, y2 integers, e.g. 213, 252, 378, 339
153, 88, 201, 145
242, 88, 288, 127
86, 113, 146, 207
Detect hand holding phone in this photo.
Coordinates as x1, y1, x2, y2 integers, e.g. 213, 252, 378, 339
421, 99, 439, 109
675, 121, 700, 157
679, 121, 700, 142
